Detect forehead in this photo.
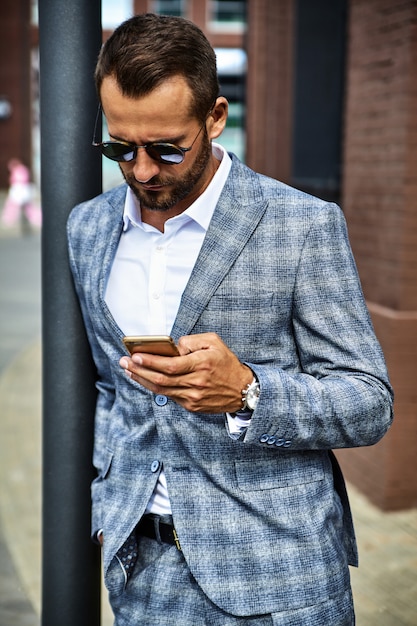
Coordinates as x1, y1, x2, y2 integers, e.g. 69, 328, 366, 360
100, 75, 195, 135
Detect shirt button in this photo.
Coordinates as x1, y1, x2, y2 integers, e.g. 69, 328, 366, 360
155, 394, 168, 406
151, 460, 160, 473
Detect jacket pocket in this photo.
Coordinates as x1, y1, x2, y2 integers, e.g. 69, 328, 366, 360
235, 454, 325, 491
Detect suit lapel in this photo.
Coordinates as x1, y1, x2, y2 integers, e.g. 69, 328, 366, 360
96, 185, 127, 338
171, 159, 268, 339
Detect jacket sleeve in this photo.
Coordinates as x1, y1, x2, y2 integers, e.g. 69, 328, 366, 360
243, 203, 393, 451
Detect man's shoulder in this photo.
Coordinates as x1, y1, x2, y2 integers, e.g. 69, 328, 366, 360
67, 183, 126, 232
70, 183, 126, 214
228, 155, 336, 213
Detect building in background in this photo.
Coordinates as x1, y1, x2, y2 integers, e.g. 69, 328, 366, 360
246, 0, 417, 513
0, 1, 32, 190
1, 0, 416, 512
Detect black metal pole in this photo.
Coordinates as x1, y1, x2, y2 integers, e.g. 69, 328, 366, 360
39, 1, 102, 624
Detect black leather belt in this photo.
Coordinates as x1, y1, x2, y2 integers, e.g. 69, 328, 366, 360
136, 514, 181, 550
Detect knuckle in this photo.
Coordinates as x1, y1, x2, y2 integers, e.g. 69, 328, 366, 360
185, 389, 204, 412
153, 372, 167, 387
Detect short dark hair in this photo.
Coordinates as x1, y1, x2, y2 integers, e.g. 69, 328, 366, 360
95, 13, 220, 122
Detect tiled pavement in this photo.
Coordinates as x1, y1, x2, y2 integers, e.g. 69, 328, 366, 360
0, 210, 416, 626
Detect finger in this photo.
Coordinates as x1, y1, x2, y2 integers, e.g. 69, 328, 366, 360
119, 355, 192, 390
120, 353, 183, 375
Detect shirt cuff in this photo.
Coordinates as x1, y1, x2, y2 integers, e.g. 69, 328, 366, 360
226, 411, 252, 435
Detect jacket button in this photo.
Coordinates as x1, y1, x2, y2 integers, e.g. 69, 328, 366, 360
260, 434, 269, 443
267, 436, 276, 445
151, 460, 160, 473
155, 394, 168, 406
283, 440, 292, 447
275, 438, 285, 447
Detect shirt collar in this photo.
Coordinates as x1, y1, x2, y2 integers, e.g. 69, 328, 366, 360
122, 143, 232, 232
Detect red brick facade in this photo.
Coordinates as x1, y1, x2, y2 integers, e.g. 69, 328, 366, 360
337, 0, 417, 510
246, 0, 295, 182
247, 0, 417, 510
0, 0, 32, 188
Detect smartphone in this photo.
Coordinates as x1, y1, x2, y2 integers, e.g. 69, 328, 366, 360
123, 335, 180, 357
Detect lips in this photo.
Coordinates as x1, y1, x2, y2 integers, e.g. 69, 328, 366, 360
142, 184, 165, 191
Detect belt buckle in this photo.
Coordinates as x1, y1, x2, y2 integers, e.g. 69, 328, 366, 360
172, 528, 182, 551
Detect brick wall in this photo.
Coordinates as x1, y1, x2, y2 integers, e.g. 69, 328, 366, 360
339, 0, 417, 509
0, 0, 32, 188
245, 0, 294, 181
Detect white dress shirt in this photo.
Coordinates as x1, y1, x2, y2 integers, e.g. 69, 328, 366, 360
105, 143, 246, 515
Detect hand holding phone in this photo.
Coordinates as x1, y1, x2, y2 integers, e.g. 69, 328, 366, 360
123, 335, 179, 357
121, 332, 252, 415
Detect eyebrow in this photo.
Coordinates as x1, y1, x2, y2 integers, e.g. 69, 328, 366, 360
108, 131, 188, 146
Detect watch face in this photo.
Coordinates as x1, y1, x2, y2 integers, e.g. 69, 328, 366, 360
246, 383, 260, 410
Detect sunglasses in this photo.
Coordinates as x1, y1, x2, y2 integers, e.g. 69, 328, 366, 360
92, 106, 210, 165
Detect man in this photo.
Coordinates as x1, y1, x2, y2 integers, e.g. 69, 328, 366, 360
67, 13, 393, 626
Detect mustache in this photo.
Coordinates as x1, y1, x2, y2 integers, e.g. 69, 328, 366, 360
124, 172, 176, 187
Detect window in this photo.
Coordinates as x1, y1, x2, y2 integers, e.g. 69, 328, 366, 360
152, 0, 187, 17
210, 0, 246, 32
31, 0, 38, 25
215, 48, 247, 161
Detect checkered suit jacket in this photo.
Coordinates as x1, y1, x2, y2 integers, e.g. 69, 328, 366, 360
67, 154, 393, 619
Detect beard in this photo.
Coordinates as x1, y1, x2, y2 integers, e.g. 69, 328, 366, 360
121, 130, 212, 212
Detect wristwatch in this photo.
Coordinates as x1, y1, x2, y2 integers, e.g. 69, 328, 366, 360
240, 376, 260, 412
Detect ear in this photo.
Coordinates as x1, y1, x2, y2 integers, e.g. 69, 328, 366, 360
207, 97, 228, 140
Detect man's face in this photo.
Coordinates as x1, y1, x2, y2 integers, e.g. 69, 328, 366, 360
122, 127, 212, 213
100, 76, 215, 217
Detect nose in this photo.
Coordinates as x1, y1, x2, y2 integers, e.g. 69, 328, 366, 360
130, 147, 161, 183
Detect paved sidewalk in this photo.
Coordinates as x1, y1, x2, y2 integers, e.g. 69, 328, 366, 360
0, 220, 416, 625
0, 223, 42, 626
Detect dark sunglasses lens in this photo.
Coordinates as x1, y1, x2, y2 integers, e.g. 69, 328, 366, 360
147, 144, 184, 164
101, 142, 136, 162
